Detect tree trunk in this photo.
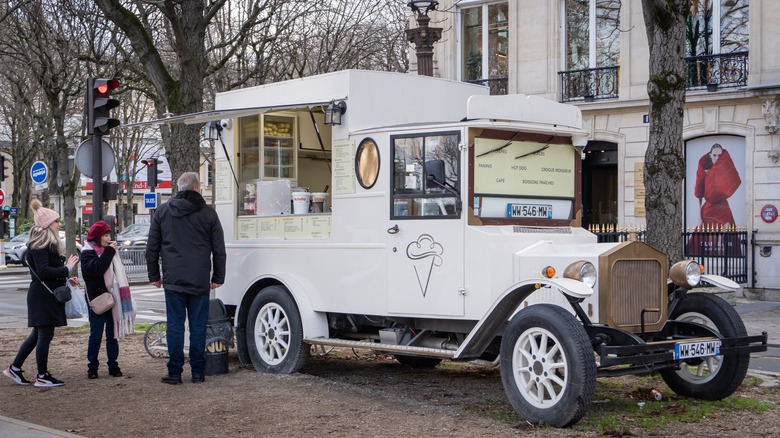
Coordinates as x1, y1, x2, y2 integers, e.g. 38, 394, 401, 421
641, 0, 690, 264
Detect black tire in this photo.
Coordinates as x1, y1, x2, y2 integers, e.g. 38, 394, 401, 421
500, 304, 595, 428
394, 354, 442, 368
660, 292, 749, 400
246, 285, 309, 374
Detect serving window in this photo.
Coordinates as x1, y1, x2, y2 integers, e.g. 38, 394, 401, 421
391, 132, 461, 219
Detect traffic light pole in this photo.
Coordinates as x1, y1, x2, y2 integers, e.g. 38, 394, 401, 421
92, 134, 103, 224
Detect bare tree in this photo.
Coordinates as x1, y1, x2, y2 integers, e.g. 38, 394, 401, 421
93, 0, 314, 191
641, 0, 690, 262
0, 0, 85, 254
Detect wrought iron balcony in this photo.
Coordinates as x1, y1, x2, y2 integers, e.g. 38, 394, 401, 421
465, 77, 508, 95
558, 66, 619, 103
685, 51, 748, 91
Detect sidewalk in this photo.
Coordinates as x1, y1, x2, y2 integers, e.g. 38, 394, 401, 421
0, 415, 81, 438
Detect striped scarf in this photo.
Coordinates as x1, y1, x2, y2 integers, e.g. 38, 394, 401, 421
93, 243, 136, 339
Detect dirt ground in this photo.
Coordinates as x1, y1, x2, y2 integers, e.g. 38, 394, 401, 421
0, 327, 778, 437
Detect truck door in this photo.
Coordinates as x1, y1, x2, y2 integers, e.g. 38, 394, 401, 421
386, 132, 465, 316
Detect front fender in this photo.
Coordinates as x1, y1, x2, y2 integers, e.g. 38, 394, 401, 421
700, 274, 740, 291
237, 274, 329, 339
453, 278, 592, 359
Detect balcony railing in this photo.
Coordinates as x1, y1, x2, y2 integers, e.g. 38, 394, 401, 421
465, 77, 508, 95
558, 66, 619, 103
685, 51, 748, 91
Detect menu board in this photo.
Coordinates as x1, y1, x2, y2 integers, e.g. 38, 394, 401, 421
215, 160, 233, 202
333, 139, 356, 194
634, 162, 646, 217
237, 215, 332, 240
474, 138, 575, 198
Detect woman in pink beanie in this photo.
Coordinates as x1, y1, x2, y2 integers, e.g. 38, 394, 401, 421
3, 199, 79, 387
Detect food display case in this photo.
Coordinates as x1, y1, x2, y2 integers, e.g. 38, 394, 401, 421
262, 114, 297, 180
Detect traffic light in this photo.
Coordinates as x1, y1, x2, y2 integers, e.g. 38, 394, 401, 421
0, 155, 7, 180
142, 158, 163, 188
102, 181, 119, 201
87, 77, 120, 135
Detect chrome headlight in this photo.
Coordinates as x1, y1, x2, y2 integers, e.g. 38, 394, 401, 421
564, 261, 597, 288
123, 240, 132, 246
670, 260, 702, 288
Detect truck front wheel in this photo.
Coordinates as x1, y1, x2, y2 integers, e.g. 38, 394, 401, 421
500, 304, 595, 427
246, 286, 309, 374
660, 292, 749, 400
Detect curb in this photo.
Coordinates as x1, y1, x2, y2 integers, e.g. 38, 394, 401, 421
0, 415, 82, 437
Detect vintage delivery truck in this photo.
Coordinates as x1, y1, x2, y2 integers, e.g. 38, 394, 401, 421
159, 70, 767, 427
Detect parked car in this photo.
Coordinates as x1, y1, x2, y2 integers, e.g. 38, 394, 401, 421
6, 231, 82, 266
117, 223, 150, 266
117, 223, 150, 250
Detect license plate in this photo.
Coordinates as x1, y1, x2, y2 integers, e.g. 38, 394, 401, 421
508, 203, 552, 219
674, 340, 721, 360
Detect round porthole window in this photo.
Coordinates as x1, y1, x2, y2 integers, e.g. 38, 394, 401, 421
355, 138, 380, 189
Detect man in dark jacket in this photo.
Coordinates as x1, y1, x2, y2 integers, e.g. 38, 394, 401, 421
147, 171, 226, 384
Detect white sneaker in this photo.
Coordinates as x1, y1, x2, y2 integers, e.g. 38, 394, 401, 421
34, 372, 64, 387
3, 367, 32, 385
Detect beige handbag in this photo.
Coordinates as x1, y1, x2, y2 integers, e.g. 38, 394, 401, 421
88, 292, 115, 315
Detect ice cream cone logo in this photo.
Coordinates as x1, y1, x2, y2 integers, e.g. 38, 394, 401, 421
406, 234, 444, 297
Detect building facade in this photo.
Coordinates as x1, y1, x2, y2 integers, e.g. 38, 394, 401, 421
426, 0, 779, 289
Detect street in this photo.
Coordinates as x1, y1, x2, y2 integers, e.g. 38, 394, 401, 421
0, 265, 167, 328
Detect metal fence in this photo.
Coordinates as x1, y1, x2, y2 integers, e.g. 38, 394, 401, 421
118, 249, 149, 284
591, 225, 750, 286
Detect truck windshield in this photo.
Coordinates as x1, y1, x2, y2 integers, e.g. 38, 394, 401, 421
391, 132, 460, 219
471, 131, 576, 221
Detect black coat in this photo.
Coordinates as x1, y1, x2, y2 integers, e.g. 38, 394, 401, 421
146, 190, 226, 295
80, 244, 116, 301
26, 245, 70, 327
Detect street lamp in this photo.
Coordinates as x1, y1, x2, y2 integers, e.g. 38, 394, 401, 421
406, 1, 442, 77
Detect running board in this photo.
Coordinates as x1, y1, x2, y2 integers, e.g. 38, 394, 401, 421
304, 337, 455, 359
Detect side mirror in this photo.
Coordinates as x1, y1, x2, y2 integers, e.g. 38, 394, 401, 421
424, 159, 445, 186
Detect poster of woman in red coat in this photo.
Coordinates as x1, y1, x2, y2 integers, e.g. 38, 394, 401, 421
685, 136, 745, 256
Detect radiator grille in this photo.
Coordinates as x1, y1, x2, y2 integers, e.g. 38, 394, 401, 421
610, 260, 664, 327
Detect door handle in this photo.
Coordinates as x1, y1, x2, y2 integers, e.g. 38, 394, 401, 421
387, 224, 399, 234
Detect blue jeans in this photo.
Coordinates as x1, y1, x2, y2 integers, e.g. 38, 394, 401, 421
165, 290, 209, 377
87, 308, 119, 370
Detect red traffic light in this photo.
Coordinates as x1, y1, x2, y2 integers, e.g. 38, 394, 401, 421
95, 79, 120, 95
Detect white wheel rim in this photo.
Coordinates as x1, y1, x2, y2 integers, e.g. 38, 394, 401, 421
675, 311, 723, 383
254, 302, 291, 365
512, 327, 568, 409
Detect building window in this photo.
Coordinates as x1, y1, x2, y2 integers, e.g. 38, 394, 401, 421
461, 2, 508, 95
685, 0, 749, 90
562, 0, 620, 71
687, 0, 749, 57
559, 0, 620, 102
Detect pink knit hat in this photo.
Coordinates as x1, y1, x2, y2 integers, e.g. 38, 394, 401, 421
30, 199, 60, 229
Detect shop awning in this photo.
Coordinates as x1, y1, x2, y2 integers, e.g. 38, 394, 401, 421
122, 99, 341, 128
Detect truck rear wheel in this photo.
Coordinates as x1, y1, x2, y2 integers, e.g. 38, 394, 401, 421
500, 304, 595, 428
660, 292, 749, 400
246, 285, 309, 374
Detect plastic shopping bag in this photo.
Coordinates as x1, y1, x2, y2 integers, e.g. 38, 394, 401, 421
65, 283, 89, 319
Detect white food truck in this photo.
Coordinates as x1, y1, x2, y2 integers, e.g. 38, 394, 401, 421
159, 70, 766, 427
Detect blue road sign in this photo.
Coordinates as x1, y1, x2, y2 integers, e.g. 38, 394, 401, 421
9, 207, 17, 216
31, 161, 48, 184
144, 193, 159, 209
